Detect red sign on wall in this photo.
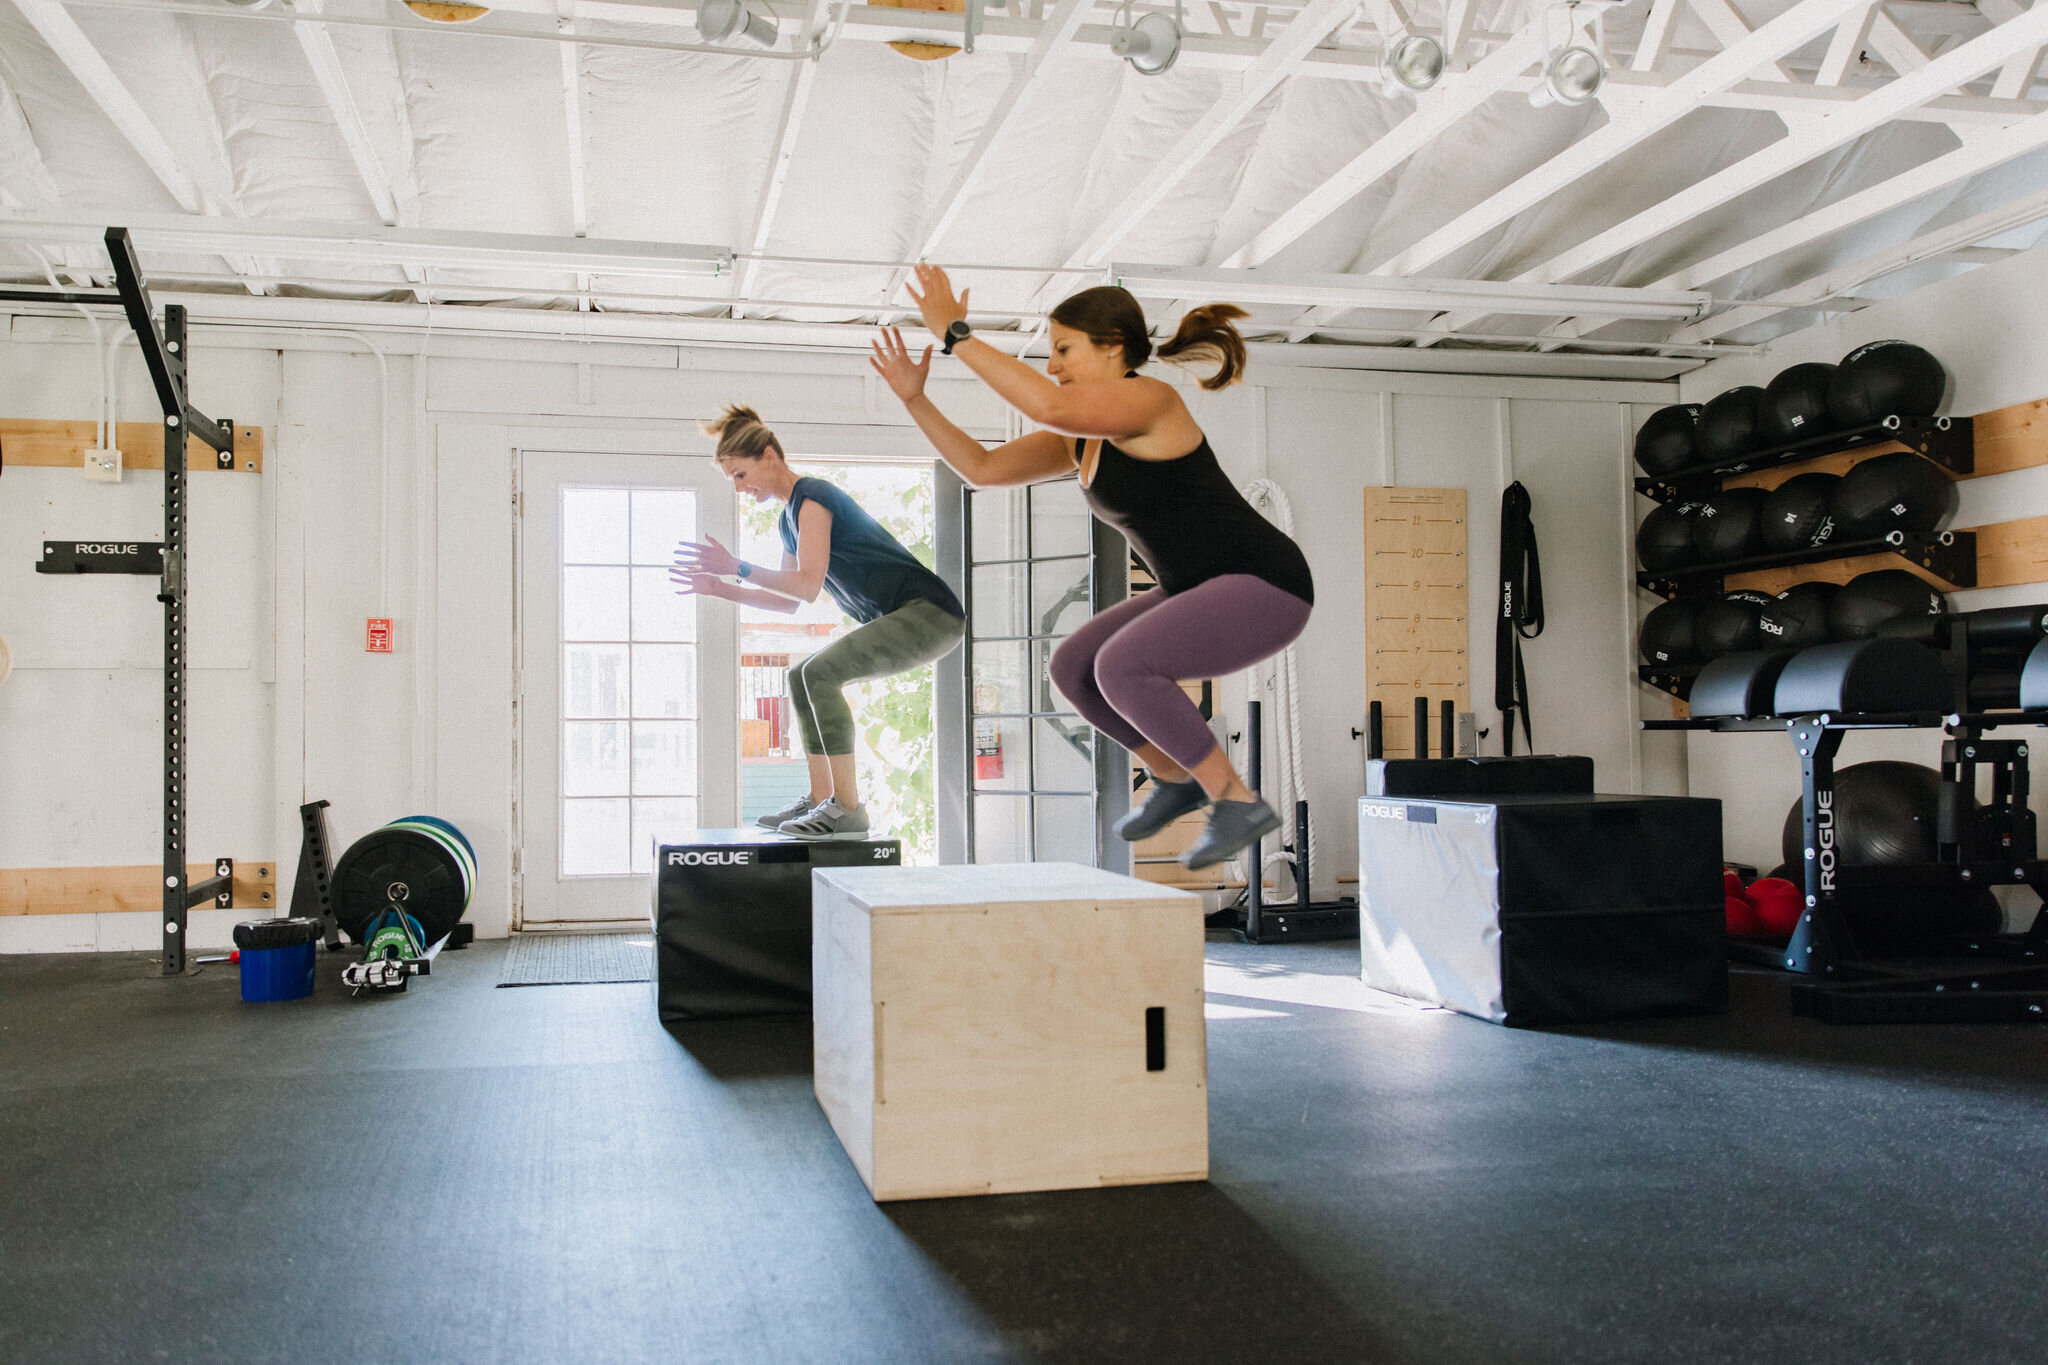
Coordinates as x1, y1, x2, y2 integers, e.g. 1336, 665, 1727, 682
366, 618, 394, 653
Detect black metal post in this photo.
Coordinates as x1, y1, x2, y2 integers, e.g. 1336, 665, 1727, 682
1441, 699, 1456, 760
1245, 700, 1263, 941
1367, 701, 1384, 760
1295, 800, 1311, 908
1412, 695, 1429, 759
1784, 717, 1855, 975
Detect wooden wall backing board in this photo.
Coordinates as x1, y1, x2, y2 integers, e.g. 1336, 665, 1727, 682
1719, 398, 2048, 495
0, 862, 278, 916
0, 419, 265, 472
1726, 516, 2048, 596
1364, 487, 1469, 759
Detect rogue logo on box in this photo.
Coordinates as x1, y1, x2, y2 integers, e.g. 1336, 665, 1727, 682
1360, 803, 1405, 821
668, 850, 751, 867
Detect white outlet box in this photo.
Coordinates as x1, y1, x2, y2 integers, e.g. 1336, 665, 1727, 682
83, 446, 123, 483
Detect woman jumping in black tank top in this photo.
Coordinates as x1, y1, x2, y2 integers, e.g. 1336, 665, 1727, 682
870, 265, 1313, 872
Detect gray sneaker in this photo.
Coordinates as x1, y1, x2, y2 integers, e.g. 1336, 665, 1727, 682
779, 798, 871, 840
757, 795, 822, 830
1114, 776, 1209, 842
1181, 798, 1283, 871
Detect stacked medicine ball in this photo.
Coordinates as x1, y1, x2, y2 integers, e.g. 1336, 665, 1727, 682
1633, 454, 1954, 574
1641, 569, 1949, 668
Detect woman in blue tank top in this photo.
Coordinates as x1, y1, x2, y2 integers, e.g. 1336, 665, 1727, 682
871, 267, 1313, 871
672, 406, 964, 840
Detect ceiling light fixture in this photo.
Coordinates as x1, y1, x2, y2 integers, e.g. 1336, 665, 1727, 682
1109, 263, 1711, 322
1379, 31, 1446, 97
1530, 1, 1608, 108
696, 0, 778, 47
1110, 0, 1183, 76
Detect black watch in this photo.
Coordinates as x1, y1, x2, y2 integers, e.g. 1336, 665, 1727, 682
941, 319, 972, 355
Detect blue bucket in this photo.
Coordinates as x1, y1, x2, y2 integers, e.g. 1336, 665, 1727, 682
240, 942, 316, 1003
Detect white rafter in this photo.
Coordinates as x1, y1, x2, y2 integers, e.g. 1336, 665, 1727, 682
559, 8, 591, 310
292, 0, 400, 225
1212, 19, 1555, 269
733, 0, 831, 311
1632, 0, 1684, 72
1667, 181, 2048, 342
1686, 0, 1797, 82
1983, 0, 2048, 99
1059, 0, 1362, 271
1815, 0, 1879, 85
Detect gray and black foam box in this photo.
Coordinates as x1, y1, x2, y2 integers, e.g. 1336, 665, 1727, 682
1357, 793, 1725, 1027
651, 829, 901, 1022
1365, 754, 1594, 798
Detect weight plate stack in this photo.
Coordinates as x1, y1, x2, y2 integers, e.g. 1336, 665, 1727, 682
330, 815, 476, 947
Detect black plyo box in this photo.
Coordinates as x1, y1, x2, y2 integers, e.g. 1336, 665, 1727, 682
651, 828, 900, 1021
1365, 754, 1594, 798
1357, 793, 1726, 1026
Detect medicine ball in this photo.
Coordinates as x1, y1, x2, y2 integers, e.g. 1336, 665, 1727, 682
1830, 451, 1957, 541
1746, 878, 1803, 936
1634, 404, 1704, 476
1639, 598, 1706, 665
1690, 487, 1770, 563
1760, 363, 1839, 445
1758, 580, 1838, 649
1828, 340, 1948, 427
1697, 589, 1777, 656
1636, 501, 1702, 572
1828, 569, 1946, 640
1761, 471, 1841, 551
1698, 385, 1767, 464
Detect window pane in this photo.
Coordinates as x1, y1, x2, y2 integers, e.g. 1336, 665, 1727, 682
973, 793, 1030, 864
562, 489, 628, 564
632, 567, 699, 643
633, 644, 697, 719
972, 642, 1030, 715
1029, 639, 1065, 715
564, 566, 630, 641
1033, 717, 1094, 791
564, 644, 630, 719
970, 486, 1026, 562
563, 721, 630, 796
970, 563, 1028, 639
1035, 795, 1095, 865
633, 720, 698, 796
631, 489, 697, 566
633, 798, 700, 875
971, 714, 1028, 791
563, 798, 631, 876
1031, 558, 1093, 639
1029, 480, 1091, 558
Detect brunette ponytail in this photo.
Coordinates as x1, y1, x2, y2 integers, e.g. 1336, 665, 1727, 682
1156, 303, 1249, 391
701, 403, 781, 460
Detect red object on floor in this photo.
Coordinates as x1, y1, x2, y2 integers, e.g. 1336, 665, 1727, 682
1747, 878, 1804, 936
1723, 869, 1747, 900
1725, 894, 1764, 937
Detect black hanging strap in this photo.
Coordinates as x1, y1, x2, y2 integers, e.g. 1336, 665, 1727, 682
1495, 481, 1543, 756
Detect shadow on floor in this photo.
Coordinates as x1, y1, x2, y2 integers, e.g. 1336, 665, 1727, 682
660, 1013, 813, 1080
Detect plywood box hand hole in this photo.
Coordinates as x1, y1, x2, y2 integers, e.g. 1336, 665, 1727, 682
811, 863, 1208, 1202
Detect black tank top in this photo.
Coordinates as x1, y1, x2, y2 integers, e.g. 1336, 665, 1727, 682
1075, 435, 1314, 604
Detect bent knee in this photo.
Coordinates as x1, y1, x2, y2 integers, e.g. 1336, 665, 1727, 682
1047, 635, 1097, 704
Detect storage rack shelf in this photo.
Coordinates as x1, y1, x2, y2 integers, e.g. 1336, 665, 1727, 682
1637, 529, 1976, 603
1635, 413, 1974, 505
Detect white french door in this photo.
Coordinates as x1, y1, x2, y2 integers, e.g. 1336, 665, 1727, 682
518, 450, 737, 926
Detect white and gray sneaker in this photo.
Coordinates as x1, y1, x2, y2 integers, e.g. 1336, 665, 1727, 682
779, 798, 871, 841
757, 795, 823, 830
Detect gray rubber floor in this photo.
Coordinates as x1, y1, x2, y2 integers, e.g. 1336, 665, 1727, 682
1, 938, 2043, 1365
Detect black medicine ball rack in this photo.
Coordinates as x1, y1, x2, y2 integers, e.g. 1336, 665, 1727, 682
1636, 413, 1978, 703
1646, 706, 2048, 1023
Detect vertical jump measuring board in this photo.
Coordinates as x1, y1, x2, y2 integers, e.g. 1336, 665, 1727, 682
1363, 487, 1469, 758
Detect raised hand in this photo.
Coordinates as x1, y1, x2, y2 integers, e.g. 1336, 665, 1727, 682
668, 568, 727, 599
905, 263, 970, 342
868, 326, 932, 403
672, 534, 739, 578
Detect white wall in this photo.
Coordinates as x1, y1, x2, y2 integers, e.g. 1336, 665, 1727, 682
1675, 246, 2048, 877
0, 311, 1672, 946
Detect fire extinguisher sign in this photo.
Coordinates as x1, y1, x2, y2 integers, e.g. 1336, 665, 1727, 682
366, 618, 394, 653
973, 718, 1003, 781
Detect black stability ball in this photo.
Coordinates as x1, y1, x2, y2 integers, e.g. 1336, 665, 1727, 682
1639, 598, 1706, 665
1828, 569, 1947, 640
1636, 501, 1702, 572
1761, 471, 1842, 551
1828, 339, 1948, 427
1761, 362, 1839, 445
1690, 487, 1770, 563
1830, 451, 1957, 541
1758, 580, 1839, 649
1634, 404, 1703, 476
1698, 386, 1767, 465
1779, 761, 1951, 870
1697, 590, 1778, 656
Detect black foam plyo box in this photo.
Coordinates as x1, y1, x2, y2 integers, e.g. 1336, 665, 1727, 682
1358, 793, 1726, 1026
652, 829, 901, 1022
1365, 754, 1594, 798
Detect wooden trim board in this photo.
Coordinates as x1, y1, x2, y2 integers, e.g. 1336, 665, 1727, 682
1364, 487, 1469, 759
1, 862, 278, 916
0, 419, 265, 472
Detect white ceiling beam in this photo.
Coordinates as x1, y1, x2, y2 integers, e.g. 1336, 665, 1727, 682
1631, 0, 1685, 72
1863, 8, 1933, 75
559, 11, 591, 310
1367, 0, 1874, 283
1982, 0, 2047, 99
1685, 0, 1798, 82
1666, 180, 2048, 342
1213, 19, 1555, 269
291, 0, 400, 226
1061, 0, 1362, 270
1816, 0, 1880, 85
734, 0, 831, 310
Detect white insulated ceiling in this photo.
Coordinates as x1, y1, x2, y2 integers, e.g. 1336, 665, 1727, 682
0, 0, 2045, 370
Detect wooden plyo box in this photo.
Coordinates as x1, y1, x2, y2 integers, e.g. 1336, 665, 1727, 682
811, 862, 1208, 1202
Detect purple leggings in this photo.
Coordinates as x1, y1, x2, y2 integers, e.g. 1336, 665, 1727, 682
1047, 574, 1313, 769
